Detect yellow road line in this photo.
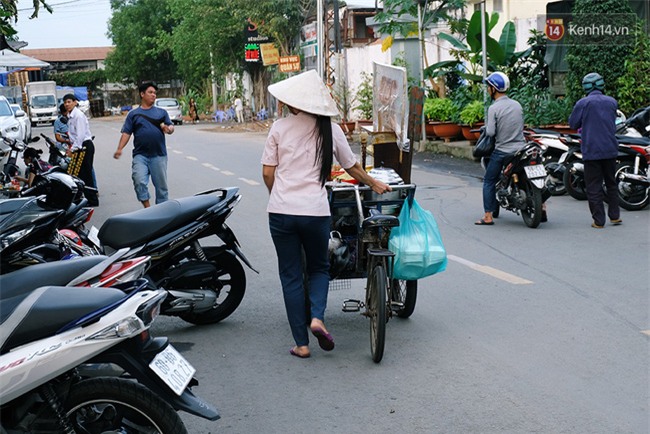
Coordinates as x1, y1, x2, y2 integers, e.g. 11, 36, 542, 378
447, 254, 533, 285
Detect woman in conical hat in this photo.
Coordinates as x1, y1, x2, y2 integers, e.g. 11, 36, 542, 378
261, 70, 391, 358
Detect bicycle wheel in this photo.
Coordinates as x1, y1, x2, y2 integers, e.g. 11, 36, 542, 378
391, 279, 418, 318
367, 261, 387, 363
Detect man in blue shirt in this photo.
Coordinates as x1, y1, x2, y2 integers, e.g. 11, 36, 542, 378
114, 82, 175, 208
568, 72, 621, 228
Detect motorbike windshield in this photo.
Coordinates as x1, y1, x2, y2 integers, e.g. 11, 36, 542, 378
31, 95, 56, 108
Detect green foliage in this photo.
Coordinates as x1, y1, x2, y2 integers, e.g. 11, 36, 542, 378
373, 0, 465, 40
332, 83, 357, 121
510, 76, 572, 127
354, 72, 373, 120
426, 10, 522, 83
459, 100, 484, 126
507, 29, 549, 90
105, 0, 179, 85
447, 84, 482, 123
424, 97, 455, 122
616, 22, 650, 115
178, 87, 212, 116
565, 0, 636, 104
49, 70, 107, 92
1, 1, 51, 37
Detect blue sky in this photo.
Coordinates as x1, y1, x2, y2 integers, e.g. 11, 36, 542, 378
15, 0, 112, 49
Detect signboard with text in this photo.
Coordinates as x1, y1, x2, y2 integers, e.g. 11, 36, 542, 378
260, 43, 279, 66
279, 56, 300, 73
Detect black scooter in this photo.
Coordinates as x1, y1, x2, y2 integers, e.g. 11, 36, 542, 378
486, 142, 547, 228
77, 187, 258, 325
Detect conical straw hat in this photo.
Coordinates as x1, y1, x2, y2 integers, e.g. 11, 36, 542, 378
268, 69, 339, 117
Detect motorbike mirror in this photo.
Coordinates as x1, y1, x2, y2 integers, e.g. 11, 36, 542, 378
29, 136, 40, 143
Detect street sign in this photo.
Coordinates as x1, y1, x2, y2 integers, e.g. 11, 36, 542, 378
260, 43, 279, 66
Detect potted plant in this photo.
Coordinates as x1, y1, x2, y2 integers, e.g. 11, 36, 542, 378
354, 72, 373, 129
424, 98, 461, 141
459, 100, 485, 141
332, 84, 357, 136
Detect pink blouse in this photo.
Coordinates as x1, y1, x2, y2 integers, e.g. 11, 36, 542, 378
261, 112, 358, 216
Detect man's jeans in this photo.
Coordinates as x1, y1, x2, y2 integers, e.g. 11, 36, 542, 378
132, 154, 168, 204
482, 150, 510, 213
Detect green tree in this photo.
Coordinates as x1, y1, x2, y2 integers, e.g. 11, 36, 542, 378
105, 0, 179, 85
167, 0, 305, 109
2, 0, 51, 44
616, 22, 650, 115
564, 0, 636, 104
373, 0, 465, 91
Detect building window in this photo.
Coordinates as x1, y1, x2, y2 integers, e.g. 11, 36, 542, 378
493, 0, 503, 12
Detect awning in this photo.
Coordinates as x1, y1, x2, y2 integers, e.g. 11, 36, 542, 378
0, 49, 50, 68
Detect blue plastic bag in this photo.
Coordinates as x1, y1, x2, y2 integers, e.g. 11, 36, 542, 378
388, 198, 447, 280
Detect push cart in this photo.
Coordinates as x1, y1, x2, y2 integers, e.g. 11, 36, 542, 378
325, 181, 417, 363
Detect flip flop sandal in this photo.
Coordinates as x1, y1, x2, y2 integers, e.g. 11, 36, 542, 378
475, 219, 494, 226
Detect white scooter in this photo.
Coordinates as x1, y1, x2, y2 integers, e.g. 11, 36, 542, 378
0, 257, 220, 433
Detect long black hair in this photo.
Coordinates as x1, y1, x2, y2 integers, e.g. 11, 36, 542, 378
314, 115, 333, 187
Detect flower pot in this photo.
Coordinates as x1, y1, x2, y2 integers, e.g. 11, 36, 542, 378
461, 123, 484, 142
338, 121, 356, 136
539, 124, 578, 134
425, 121, 438, 139
432, 122, 462, 142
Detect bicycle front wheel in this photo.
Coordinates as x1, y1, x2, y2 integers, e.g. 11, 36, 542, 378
368, 262, 387, 363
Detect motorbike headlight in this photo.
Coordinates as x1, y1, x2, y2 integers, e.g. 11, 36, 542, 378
0, 226, 34, 252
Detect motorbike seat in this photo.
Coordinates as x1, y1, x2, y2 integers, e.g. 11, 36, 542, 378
617, 136, 650, 146
0, 197, 31, 216
0, 285, 125, 354
99, 195, 221, 249
0, 256, 108, 300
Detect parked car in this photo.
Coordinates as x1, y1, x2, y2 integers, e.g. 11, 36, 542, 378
154, 97, 183, 125
10, 103, 32, 143
0, 96, 24, 143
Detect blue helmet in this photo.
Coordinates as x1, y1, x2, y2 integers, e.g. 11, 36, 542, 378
582, 72, 605, 93
485, 71, 510, 93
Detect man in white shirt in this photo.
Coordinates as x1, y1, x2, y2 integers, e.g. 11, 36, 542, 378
63, 93, 98, 206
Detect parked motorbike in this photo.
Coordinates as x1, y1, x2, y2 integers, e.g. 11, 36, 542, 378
525, 128, 570, 196
0, 265, 220, 432
484, 142, 547, 228
616, 105, 650, 138
615, 137, 650, 210
0, 134, 40, 184
0, 169, 96, 272
81, 187, 257, 325
40, 132, 70, 170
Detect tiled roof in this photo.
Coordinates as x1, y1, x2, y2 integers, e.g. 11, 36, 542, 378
19, 47, 114, 62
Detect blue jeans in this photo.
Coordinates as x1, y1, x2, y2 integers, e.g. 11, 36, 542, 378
482, 150, 510, 213
269, 213, 330, 347
132, 154, 168, 204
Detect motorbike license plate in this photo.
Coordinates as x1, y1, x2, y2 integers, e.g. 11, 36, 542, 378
149, 344, 196, 396
88, 226, 100, 247
524, 165, 547, 179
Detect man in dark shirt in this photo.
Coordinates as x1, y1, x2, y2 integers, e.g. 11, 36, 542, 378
568, 72, 621, 228
114, 82, 174, 208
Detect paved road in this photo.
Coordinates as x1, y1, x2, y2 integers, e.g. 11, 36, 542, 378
31, 119, 649, 433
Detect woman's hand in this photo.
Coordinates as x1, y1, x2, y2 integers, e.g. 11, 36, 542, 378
369, 179, 392, 195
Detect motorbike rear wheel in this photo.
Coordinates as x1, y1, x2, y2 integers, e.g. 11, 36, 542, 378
178, 248, 246, 325
521, 181, 543, 228
563, 163, 588, 200
64, 377, 188, 434
615, 162, 649, 211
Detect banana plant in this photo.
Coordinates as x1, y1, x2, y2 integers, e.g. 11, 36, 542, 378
425, 10, 519, 82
